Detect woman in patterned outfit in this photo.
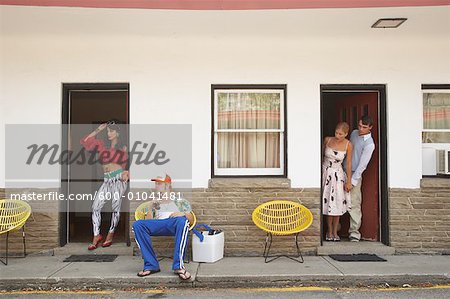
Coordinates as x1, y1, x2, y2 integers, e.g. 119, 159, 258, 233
80, 120, 129, 250
322, 122, 352, 242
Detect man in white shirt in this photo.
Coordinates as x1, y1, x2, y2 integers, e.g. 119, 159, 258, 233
347, 116, 375, 242
133, 174, 194, 280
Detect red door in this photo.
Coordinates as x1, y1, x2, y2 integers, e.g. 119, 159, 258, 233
336, 92, 379, 241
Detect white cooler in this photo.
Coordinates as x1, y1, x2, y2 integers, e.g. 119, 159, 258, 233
192, 231, 224, 263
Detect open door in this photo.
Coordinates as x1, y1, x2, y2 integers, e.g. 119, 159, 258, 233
62, 83, 130, 245
321, 85, 388, 244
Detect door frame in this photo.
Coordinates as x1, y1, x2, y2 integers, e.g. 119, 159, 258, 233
320, 84, 389, 246
61, 83, 130, 247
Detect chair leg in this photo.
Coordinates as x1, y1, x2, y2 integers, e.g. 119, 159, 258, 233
22, 226, 27, 258
0, 226, 29, 265
156, 235, 190, 264
0, 231, 9, 265
6, 231, 8, 265
294, 233, 304, 263
263, 233, 270, 258
264, 233, 276, 263
263, 233, 304, 264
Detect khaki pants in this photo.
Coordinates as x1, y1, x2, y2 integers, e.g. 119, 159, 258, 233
348, 179, 362, 240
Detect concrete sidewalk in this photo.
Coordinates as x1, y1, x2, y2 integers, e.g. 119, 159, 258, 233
0, 255, 449, 290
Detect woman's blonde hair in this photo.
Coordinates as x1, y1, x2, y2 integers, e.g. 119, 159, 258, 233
336, 122, 350, 133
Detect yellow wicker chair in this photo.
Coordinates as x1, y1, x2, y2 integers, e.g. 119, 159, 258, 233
0, 199, 32, 265
134, 201, 196, 262
252, 200, 313, 263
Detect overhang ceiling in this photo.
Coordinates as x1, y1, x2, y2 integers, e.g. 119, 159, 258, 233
1, 0, 449, 10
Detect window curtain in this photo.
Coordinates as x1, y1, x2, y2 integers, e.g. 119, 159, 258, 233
423, 93, 450, 143
217, 93, 280, 168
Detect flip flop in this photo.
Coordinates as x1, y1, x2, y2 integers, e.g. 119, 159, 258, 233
137, 269, 161, 277
174, 269, 192, 281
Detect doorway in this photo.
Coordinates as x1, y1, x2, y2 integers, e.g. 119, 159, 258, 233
320, 84, 389, 245
61, 83, 130, 246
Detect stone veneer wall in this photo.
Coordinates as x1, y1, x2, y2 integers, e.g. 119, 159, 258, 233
389, 179, 450, 254
130, 180, 321, 256
0, 188, 60, 254
3, 177, 449, 255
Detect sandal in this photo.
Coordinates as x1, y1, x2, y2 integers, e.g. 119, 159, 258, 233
325, 234, 333, 242
137, 269, 161, 277
88, 235, 103, 250
102, 241, 113, 247
333, 236, 341, 242
174, 269, 192, 281
102, 232, 114, 247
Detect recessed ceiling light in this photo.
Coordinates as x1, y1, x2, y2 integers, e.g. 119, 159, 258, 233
372, 18, 407, 28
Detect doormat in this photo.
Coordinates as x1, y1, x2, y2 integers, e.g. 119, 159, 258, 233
63, 254, 118, 262
329, 254, 387, 262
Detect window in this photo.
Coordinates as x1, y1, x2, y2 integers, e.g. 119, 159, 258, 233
422, 85, 450, 176
212, 85, 286, 176
423, 91, 450, 144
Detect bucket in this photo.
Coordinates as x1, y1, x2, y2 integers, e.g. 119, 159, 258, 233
192, 231, 224, 263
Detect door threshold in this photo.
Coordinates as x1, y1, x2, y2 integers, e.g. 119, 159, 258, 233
317, 240, 395, 256
54, 242, 133, 256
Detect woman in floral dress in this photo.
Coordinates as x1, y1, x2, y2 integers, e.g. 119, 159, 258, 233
322, 122, 353, 241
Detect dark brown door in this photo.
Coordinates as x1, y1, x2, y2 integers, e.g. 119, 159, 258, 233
335, 92, 379, 241
62, 84, 129, 245
322, 90, 380, 241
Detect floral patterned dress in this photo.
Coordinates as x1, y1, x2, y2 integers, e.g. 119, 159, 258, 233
322, 144, 351, 216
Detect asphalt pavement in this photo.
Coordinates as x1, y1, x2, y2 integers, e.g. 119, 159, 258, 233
0, 255, 449, 290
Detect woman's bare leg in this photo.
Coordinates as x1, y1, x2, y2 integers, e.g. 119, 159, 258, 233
326, 215, 333, 239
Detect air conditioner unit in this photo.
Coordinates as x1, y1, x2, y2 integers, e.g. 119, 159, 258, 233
436, 149, 450, 174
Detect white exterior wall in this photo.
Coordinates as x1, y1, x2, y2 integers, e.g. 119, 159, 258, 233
1, 5, 449, 188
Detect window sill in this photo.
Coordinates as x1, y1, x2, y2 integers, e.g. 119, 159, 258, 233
420, 177, 450, 188
209, 178, 291, 189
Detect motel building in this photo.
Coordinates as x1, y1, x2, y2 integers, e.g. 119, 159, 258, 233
0, 1, 449, 258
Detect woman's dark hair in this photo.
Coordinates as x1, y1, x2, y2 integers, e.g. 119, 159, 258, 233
104, 119, 126, 150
